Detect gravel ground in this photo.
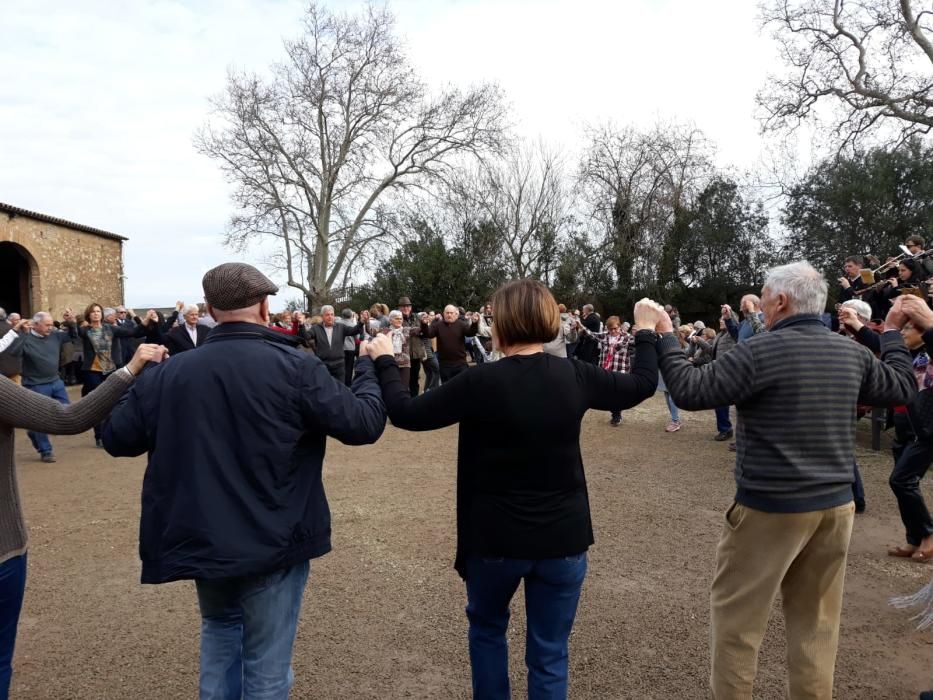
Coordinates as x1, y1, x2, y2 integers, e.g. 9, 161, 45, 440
9, 390, 933, 699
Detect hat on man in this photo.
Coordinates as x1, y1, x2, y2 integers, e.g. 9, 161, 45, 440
202, 263, 278, 311
398, 296, 412, 306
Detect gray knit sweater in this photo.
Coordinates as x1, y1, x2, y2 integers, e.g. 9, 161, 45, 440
658, 314, 916, 513
0, 370, 134, 564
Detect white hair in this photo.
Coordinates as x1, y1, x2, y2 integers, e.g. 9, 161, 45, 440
103, 307, 116, 318
184, 304, 200, 315
841, 299, 872, 323
763, 261, 827, 316
321, 305, 335, 315
388, 310, 403, 320
33, 311, 51, 323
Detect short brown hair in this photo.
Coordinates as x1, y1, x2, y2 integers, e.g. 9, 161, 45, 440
83, 303, 103, 323
490, 279, 560, 348
605, 315, 621, 329
906, 235, 925, 248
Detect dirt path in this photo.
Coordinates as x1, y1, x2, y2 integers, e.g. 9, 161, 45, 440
9, 392, 932, 698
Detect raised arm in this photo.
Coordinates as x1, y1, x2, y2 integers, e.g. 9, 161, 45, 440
856, 332, 915, 406
580, 331, 659, 411
658, 334, 758, 411
298, 354, 386, 445
0, 369, 133, 434
421, 319, 440, 339
373, 355, 468, 431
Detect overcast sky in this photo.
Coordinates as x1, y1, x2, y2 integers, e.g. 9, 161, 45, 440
1, 0, 786, 308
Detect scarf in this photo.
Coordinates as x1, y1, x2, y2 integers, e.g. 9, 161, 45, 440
87, 326, 116, 374
388, 327, 405, 356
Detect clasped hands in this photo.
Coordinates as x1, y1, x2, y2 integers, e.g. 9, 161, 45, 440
632, 299, 674, 333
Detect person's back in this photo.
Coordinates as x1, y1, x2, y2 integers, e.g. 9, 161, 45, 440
103, 263, 386, 697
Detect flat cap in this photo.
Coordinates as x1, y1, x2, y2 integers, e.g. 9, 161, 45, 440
202, 263, 278, 311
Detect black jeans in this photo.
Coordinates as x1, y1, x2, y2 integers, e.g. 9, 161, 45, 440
409, 359, 422, 397
890, 413, 933, 546
81, 371, 107, 440
440, 363, 468, 384
423, 357, 439, 391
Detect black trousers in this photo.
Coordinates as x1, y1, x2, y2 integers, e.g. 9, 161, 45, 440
439, 363, 468, 384
891, 412, 933, 546
423, 357, 439, 391
409, 359, 422, 397
344, 350, 357, 386
325, 362, 345, 384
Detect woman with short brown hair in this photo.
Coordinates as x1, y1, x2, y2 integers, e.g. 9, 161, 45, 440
364, 278, 660, 699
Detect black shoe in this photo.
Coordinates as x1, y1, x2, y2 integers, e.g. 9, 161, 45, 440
40, 453, 56, 464
95, 439, 104, 449
714, 429, 734, 441
919, 692, 933, 700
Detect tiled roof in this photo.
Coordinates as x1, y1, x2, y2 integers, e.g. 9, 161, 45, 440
0, 201, 127, 242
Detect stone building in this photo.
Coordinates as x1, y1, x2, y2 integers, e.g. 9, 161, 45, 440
0, 202, 126, 318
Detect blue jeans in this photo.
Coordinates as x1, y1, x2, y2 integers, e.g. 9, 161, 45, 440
0, 554, 27, 700
25, 380, 70, 456
465, 553, 588, 700
664, 392, 680, 423
714, 406, 732, 433
195, 561, 310, 700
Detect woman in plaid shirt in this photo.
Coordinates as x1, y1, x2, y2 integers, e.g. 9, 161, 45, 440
581, 315, 635, 426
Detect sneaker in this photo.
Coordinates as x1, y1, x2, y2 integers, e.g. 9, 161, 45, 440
40, 453, 56, 463
665, 421, 682, 433
95, 439, 104, 449
728, 442, 737, 452
714, 429, 733, 441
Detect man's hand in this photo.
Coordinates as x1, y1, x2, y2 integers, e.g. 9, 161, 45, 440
366, 334, 394, 359
126, 343, 169, 375
295, 311, 306, 324
899, 295, 933, 331
720, 304, 732, 320
839, 277, 851, 289
837, 306, 863, 332
883, 296, 909, 332
175, 301, 184, 311
13, 318, 30, 332
633, 298, 660, 329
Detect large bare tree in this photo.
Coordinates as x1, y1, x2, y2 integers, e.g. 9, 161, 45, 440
445, 141, 568, 281
577, 123, 713, 291
197, 3, 506, 306
759, 0, 933, 149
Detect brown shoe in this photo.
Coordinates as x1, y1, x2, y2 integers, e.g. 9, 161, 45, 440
728, 443, 737, 452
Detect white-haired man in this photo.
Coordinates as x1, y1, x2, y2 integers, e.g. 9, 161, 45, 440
20, 312, 77, 462
163, 304, 210, 356
308, 305, 362, 382
652, 261, 916, 698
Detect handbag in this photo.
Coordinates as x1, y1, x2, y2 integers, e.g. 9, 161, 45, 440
906, 389, 933, 441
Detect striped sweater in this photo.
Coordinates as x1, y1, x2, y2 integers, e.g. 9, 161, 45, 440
658, 314, 915, 513
0, 370, 134, 564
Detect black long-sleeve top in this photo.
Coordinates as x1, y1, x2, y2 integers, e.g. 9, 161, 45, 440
373, 331, 659, 577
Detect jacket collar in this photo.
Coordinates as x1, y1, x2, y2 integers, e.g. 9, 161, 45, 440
202, 321, 301, 347
769, 313, 825, 332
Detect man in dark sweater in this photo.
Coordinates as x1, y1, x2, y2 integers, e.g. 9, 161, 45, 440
655, 261, 916, 699
21, 312, 77, 463
307, 305, 363, 382
420, 304, 479, 383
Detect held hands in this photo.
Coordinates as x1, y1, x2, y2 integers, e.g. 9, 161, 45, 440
633, 298, 672, 333
361, 334, 394, 359
126, 343, 169, 375
13, 318, 31, 332
899, 295, 933, 331
883, 296, 909, 332
837, 306, 863, 332
720, 304, 733, 320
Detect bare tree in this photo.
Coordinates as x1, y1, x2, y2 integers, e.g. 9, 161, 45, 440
445, 141, 568, 281
577, 123, 713, 291
759, 0, 933, 150
196, 3, 507, 306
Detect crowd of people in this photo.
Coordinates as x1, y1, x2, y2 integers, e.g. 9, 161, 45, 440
0, 257, 931, 700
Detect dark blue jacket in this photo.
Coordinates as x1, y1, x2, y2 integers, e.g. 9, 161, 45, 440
103, 322, 386, 584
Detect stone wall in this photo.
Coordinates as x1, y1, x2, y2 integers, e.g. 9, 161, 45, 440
0, 211, 124, 315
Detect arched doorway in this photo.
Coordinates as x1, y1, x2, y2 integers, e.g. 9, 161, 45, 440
0, 242, 36, 317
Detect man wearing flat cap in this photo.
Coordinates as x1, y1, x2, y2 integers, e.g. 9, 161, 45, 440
103, 262, 387, 697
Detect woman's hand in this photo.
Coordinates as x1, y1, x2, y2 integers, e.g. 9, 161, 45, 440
900, 295, 933, 331
127, 343, 169, 375
366, 334, 395, 359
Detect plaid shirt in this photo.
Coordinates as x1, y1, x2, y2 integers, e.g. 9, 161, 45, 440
591, 330, 635, 373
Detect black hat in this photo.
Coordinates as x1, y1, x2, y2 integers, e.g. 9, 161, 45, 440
398, 296, 412, 306
202, 263, 278, 311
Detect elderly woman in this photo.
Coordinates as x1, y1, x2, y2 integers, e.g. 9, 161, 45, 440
378, 310, 415, 389
363, 279, 659, 699
579, 315, 634, 427
0, 342, 163, 697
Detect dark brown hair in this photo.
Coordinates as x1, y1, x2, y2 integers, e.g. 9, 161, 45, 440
490, 279, 560, 348
906, 235, 925, 248
83, 303, 103, 324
